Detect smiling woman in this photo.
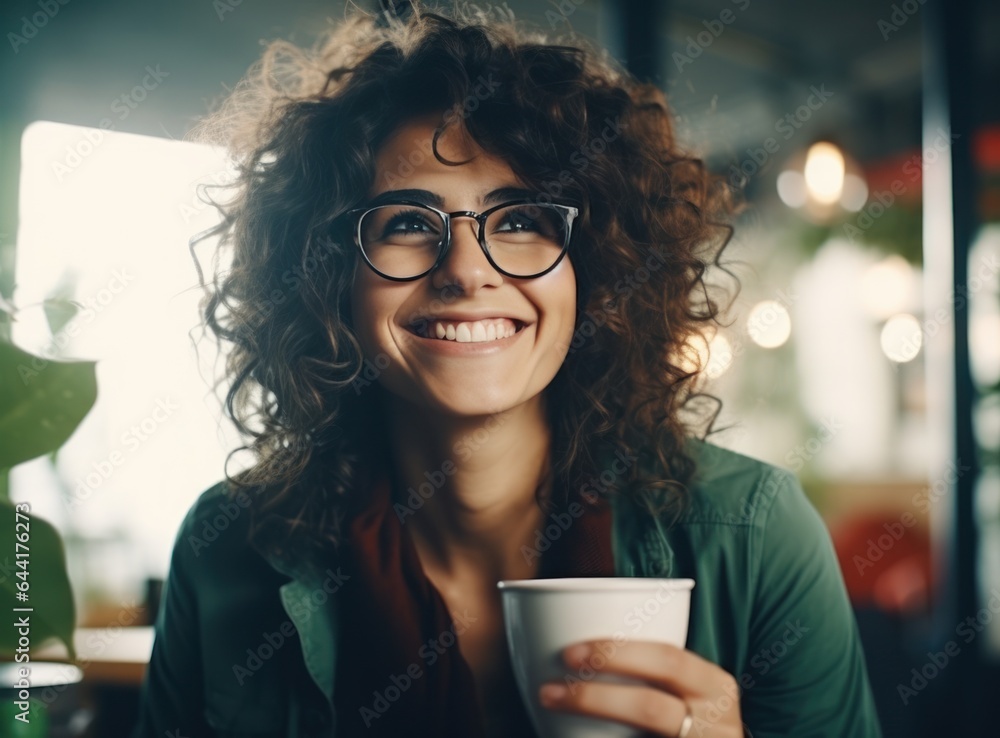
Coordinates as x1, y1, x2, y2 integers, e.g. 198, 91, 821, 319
132, 3, 883, 738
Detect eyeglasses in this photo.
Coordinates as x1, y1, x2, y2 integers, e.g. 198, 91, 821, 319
343, 199, 579, 281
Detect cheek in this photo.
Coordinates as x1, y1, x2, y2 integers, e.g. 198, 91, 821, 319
349, 274, 415, 362
536, 265, 578, 356
554, 265, 578, 330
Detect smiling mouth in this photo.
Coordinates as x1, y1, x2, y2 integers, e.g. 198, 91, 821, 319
408, 317, 527, 343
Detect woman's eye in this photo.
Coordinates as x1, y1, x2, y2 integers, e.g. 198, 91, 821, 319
497, 214, 537, 232
384, 211, 436, 235
388, 216, 429, 232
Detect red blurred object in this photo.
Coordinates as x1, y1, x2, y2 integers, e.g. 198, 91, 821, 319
830, 514, 933, 615
974, 124, 1000, 171
860, 123, 1000, 219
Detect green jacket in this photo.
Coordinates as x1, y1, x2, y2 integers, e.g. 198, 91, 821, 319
132, 438, 884, 737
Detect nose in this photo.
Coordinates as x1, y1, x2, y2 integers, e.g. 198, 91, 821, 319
430, 214, 503, 293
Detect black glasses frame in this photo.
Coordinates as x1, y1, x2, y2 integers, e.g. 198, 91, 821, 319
343, 199, 579, 282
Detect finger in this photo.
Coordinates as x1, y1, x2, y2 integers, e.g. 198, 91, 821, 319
539, 678, 690, 737
562, 640, 738, 700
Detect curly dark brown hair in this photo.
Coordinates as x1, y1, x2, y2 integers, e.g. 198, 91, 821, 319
188, 2, 740, 563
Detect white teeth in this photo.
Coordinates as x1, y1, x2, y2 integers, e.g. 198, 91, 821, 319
419, 318, 521, 343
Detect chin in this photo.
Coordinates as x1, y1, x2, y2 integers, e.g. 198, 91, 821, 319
379, 377, 534, 420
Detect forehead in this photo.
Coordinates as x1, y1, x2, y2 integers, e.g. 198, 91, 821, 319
369, 115, 520, 198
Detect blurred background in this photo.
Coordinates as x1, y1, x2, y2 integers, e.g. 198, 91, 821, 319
0, 0, 998, 735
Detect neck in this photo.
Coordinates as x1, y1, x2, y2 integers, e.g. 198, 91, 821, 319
382, 394, 551, 589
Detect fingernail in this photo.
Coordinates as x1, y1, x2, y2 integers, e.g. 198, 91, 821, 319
539, 684, 567, 705
564, 643, 591, 663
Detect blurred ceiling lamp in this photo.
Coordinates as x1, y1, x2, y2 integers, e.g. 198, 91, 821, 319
747, 299, 792, 348
804, 142, 845, 204
880, 313, 922, 363
777, 140, 867, 222
860, 254, 920, 319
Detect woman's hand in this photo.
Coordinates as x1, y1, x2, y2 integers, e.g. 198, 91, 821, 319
537, 639, 746, 737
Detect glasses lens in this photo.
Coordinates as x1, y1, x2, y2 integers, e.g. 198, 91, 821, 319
358, 204, 444, 278
484, 204, 569, 276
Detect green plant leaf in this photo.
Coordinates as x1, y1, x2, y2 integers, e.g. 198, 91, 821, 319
0, 340, 97, 471
0, 498, 76, 660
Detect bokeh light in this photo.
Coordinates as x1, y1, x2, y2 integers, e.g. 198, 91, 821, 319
776, 170, 807, 208
804, 141, 846, 205
747, 300, 792, 348
860, 255, 919, 320
880, 313, 922, 363
841, 173, 870, 212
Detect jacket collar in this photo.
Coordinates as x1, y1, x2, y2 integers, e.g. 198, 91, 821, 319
262, 550, 340, 707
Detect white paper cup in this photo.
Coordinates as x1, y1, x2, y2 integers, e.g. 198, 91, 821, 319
497, 577, 695, 738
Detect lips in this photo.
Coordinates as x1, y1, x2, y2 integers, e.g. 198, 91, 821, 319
408, 317, 527, 343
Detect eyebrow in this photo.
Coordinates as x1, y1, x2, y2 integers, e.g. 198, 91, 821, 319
365, 186, 539, 209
